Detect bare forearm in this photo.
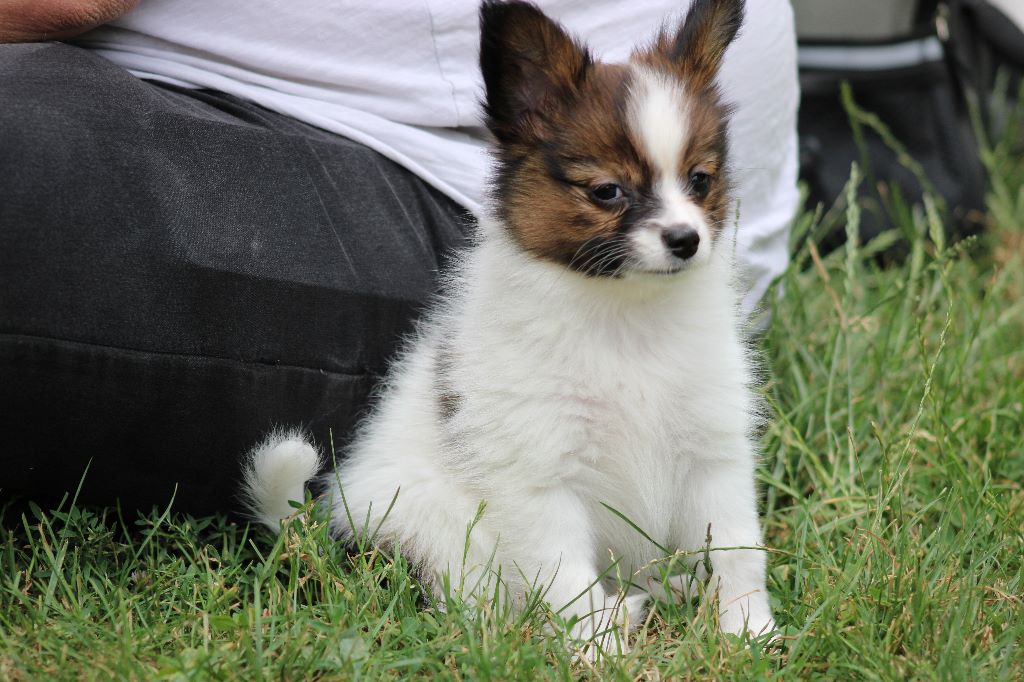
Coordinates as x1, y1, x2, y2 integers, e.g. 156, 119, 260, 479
0, 0, 138, 42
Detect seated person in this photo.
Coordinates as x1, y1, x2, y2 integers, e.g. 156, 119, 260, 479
0, 0, 799, 516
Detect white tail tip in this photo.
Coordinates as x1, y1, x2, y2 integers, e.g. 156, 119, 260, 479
241, 429, 323, 529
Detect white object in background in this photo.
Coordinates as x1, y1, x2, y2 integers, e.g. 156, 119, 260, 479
77, 1, 799, 315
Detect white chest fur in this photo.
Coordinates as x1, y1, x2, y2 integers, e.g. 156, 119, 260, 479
248, 228, 774, 647
426, 233, 756, 559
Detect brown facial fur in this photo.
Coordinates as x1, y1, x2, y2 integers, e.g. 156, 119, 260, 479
492, 67, 732, 274
674, 90, 733, 237
480, 0, 742, 275
494, 63, 646, 271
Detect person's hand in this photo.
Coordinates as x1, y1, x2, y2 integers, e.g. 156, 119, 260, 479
0, 0, 138, 43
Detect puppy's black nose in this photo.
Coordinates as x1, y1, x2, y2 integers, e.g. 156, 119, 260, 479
661, 225, 700, 260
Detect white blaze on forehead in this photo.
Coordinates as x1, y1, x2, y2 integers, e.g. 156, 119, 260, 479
628, 67, 689, 182
626, 67, 711, 269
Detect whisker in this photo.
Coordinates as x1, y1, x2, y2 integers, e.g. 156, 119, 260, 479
567, 236, 628, 271
575, 242, 632, 276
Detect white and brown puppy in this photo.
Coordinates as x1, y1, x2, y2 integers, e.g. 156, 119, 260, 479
244, 0, 774, 652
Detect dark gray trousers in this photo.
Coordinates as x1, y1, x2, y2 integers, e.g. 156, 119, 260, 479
0, 42, 470, 516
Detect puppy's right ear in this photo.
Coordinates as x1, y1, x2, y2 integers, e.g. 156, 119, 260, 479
479, 1, 591, 143
635, 0, 745, 90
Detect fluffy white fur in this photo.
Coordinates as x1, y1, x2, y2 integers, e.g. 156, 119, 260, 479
241, 428, 322, 529
244, 230, 774, 645
243, 7, 774, 657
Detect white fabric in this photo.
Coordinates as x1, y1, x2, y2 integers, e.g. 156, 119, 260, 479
78, 0, 799, 313
989, 0, 1024, 33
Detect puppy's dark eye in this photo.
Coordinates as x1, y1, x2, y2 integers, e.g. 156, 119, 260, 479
689, 172, 712, 199
589, 183, 625, 206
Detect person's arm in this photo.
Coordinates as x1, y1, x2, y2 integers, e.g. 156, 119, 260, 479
0, 0, 137, 43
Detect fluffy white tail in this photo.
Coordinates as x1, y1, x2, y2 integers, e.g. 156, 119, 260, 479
241, 429, 323, 529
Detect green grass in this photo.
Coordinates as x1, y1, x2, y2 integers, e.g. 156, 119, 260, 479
3, 107, 1022, 680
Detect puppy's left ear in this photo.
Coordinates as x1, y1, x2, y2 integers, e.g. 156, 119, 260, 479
636, 0, 744, 89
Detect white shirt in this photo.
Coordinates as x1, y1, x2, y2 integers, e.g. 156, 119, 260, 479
78, 0, 799, 313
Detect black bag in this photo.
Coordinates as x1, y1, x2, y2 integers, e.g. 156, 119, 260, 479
943, 0, 1024, 132
793, 0, 1024, 252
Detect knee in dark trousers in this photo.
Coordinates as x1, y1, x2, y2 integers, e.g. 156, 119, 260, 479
0, 42, 470, 516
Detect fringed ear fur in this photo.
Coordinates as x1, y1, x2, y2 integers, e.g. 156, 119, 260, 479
634, 0, 745, 89
479, 1, 592, 143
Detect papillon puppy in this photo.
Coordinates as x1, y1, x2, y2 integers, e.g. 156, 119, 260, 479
244, 0, 774, 655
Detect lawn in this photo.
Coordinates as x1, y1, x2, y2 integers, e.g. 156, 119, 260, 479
2, 99, 1022, 680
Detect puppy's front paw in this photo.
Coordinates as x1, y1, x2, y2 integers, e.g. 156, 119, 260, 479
718, 593, 775, 640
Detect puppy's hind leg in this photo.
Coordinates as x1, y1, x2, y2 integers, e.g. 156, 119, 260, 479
241, 428, 323, 529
